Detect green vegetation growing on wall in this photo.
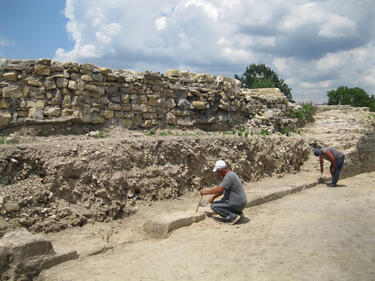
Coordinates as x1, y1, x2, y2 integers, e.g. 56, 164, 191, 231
289, 103, 317, 125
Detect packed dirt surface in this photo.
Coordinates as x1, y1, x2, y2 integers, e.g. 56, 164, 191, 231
37, 172, 375, 281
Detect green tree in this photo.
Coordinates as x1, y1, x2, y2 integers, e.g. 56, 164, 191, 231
327, 86, 375, 112
235, 64, 293, 101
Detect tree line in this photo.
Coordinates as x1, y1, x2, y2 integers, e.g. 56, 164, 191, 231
236, 64, 375, 112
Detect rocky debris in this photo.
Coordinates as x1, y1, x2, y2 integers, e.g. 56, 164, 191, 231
0, 228, 78, 281
0, 105, 374, 237
0, 131, 309, 234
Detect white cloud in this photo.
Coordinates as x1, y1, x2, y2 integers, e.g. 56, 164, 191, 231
0, 38, 13, 47
155, 17, 167, 31
363, 68, 375, 87
316, 53, 345, 72
318, 15, 356, 38
54, 0, 375, 102
273, 58, 287, 72
184, 0, 218, 20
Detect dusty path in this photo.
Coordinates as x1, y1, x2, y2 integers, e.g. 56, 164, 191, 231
38, 172, 375, 281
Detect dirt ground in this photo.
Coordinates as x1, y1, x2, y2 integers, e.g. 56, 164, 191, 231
37, 171, 375, 281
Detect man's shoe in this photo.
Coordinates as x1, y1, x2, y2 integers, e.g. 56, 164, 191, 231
326, 183, 336, 187
230, 214, 241, 225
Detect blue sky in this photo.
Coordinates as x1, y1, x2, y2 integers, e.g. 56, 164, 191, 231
0, 0, 73, 59
1, 0, 375, 103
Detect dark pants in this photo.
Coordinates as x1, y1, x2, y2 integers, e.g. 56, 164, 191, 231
211, 199, 243, 220
331, 155, 345, 186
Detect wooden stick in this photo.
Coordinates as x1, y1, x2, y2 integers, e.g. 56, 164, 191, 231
195, 195, 203, 213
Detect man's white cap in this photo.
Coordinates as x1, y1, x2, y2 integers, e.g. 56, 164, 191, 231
213, 160, 227, 172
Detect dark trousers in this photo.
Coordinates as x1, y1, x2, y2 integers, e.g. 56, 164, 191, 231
331, 155, 345, 186
211, 199, 243, 220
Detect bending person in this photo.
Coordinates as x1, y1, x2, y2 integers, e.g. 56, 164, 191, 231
313, 147, 345, 187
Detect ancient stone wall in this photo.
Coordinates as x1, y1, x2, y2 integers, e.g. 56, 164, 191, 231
0, 58, 295, 132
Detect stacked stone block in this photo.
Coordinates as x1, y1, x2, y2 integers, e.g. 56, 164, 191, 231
0, 58, 294, 131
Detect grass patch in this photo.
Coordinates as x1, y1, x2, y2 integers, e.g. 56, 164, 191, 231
280, 127, 291, 136
259, 129, 271, 136
88, 130, 109, 139
144, 129, 156, 136
0, 136, 20, 144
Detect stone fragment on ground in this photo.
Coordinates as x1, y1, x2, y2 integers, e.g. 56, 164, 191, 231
143, 211, 205, 238
0, 228, 78, 281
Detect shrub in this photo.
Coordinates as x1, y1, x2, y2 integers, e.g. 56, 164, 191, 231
289, 102, 316, 125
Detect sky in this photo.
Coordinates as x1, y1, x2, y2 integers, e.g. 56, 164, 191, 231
1, 0, 375, 103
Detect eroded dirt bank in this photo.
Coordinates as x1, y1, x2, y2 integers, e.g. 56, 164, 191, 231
0, 125, 308, 234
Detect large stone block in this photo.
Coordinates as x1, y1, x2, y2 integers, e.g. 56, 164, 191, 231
0, 111, 11, 126
28, 108, 44, 120
56, 78, 69, 88
133, 115, 142, 126
34, 64, 51, 75
192, 101, 207, 110
166, 112, 176, 125
38, 58, 51, 65
108, 103, 121, 111
166, 98, 176, 108
43, 107, 61, 117
3, 72, 18, 81
27, 79, 43, 87
44, 80, 56, 90
85, 84, 105, 95
0, 99, 10, 109
68, 80, 77, 90
81, 75, 93, 82
2, 86, 23, 98
26, 100, 45, 109
143, 212, 205, 238
100, 109, 115, 119
91, 114, 105, 124
0, 228, 78, 281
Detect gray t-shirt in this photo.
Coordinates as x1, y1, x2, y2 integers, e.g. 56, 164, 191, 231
321, 147, 345, 160
220, 171, 247, 209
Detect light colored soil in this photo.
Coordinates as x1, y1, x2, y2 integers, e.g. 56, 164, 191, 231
38, 171, 375, 281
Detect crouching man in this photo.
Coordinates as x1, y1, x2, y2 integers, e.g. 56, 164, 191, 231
200, 160, 247, 224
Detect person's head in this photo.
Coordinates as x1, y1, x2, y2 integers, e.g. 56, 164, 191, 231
313, 148, 321, 157
213, 160, 228, 177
